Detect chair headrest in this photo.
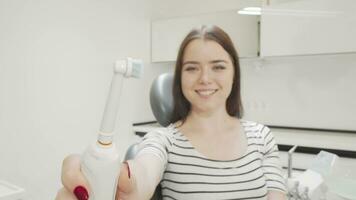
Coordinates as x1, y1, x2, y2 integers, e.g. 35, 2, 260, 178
149, 73, 174, 127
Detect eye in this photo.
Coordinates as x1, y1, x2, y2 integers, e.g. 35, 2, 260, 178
184, 66, 198, 71
213, 65, 226, 70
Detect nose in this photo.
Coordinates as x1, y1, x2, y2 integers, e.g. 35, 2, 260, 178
198, 67, 211, 84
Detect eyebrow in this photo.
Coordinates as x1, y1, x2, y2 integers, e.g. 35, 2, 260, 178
210, 59, 228, 64
182, 59, 228, 66
182, 61, 199, 66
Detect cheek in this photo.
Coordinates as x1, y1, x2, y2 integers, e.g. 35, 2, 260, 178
219, 76, 234, 96
181, 75, 195, 99
181, 74, 195, 90
181, 77, 188, 94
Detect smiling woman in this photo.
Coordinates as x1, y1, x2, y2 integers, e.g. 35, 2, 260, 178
57, 25, 286, 200
171, 25, 243, 125
180, 39, 235, 115
135, 25, 287, 200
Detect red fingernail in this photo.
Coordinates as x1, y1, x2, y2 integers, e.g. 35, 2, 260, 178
73, 186, 89, 200
123, 161, 131, 178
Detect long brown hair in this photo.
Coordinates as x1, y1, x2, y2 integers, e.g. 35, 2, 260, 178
170, 25, 243, 124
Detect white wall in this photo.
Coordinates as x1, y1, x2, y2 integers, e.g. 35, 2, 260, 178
1, 0, 354, 199
0, 0, 152, 199
240, 54, 356, 131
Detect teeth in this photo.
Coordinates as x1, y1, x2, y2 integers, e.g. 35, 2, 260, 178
196, 90, 216, 96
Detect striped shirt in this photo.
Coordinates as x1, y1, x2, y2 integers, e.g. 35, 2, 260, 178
136, 120, 286, 200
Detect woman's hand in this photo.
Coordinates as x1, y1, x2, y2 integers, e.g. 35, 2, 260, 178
55, 154, 138, 200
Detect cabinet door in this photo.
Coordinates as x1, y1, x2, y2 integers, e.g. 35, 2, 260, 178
151, 10, 259, 62
260, 0, 356, 57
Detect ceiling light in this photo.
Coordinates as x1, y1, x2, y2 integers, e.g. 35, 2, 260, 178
238, 7, 261, 15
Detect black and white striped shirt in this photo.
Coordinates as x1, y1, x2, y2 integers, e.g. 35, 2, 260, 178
137, 120, 286, 200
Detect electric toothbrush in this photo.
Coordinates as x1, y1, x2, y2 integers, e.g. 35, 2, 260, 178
81, 58, 144, 200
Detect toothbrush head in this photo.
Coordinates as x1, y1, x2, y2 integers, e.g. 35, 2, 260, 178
114, 58, 144, 78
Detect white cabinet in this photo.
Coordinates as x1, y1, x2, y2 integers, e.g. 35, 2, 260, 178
260, 0, 356, 57
151, 10, 259, 62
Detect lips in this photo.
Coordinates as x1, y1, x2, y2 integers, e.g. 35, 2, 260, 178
195, 89, 218, 97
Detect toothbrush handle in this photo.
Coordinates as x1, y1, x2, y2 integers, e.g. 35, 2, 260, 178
81, 143, 121, 200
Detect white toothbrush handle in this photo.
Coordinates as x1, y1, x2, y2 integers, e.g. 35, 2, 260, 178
80, 58, 143, 199
81, 143, 121, 200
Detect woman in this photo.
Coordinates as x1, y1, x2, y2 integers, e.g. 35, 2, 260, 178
56, 25, 286, 200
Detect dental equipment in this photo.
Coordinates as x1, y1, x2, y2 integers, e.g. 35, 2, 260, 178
81, 58, 144, 200
288, 145, 298, 178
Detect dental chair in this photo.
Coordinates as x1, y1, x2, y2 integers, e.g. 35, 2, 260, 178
124, 73, 174, 200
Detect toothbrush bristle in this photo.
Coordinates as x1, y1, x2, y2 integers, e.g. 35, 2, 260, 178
131, 61, 144, 78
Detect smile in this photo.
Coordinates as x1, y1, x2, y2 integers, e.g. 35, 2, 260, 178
195, 89, 218, 97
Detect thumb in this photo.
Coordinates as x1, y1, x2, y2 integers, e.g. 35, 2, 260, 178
116, 161, 137, 199
61, 154, 91, 200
